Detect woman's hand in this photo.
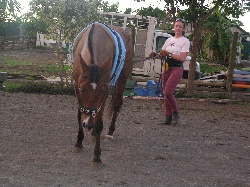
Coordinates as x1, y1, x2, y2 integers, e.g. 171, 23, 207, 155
160, 50, 169, 57
149, 52, 157, 58
149, 52, 163, 59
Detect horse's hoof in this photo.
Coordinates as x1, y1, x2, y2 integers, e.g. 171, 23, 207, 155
91, 159, 102, 168
72, 146, 82, 153
90, 135, 96, 142
105, 134, 113, 140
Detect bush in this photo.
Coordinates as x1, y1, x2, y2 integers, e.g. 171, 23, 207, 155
200, 63, 227, 75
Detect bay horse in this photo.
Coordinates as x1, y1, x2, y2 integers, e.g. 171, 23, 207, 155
72, 22, 133, 163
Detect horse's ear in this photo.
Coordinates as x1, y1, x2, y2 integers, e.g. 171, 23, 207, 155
79, 54, 88, 69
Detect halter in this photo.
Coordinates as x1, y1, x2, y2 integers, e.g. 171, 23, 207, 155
79, 92, 108, 117
79, 106, 101, 117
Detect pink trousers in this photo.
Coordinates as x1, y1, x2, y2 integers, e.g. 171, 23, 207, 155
161, 67, 183, 116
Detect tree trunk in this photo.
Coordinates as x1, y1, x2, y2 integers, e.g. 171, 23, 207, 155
226, 32, 239, 95
187, 24, 202, 95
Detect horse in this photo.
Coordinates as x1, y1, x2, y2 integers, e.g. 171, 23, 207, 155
72, 22, 134, 163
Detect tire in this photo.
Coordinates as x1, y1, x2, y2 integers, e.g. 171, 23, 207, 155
182, 70, 201, 80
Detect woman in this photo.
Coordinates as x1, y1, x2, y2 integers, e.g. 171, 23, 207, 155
151, 18, 190, 125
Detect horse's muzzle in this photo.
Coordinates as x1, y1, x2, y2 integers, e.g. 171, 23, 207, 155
82, 122, 94, 130
81, 115, 94, 130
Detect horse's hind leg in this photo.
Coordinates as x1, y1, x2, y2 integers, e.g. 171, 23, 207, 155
107, 75, 127, 137
107, 102, 121, 137
74, 109, 84, 150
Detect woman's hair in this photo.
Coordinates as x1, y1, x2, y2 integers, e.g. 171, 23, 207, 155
176, 18, 185, 27
175, 18, 185, 35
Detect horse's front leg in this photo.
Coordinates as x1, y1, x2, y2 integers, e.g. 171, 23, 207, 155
92, 119, 103, 163
74, 109, 84, 149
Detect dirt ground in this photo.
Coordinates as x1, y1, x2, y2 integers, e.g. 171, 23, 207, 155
0, 92, 250, 187
0, 50, 250, 186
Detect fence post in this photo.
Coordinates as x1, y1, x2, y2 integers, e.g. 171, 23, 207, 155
131, 25, 136, 48
226, 32, 239, 95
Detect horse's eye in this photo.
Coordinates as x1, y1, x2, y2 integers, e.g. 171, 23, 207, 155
82, 75, 88, 80
101, 85, 108, 91
79, 87, 85, 92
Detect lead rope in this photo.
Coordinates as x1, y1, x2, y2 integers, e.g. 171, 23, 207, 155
156, 55, 167, 97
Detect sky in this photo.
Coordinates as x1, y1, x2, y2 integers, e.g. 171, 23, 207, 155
18, 0, 250, 33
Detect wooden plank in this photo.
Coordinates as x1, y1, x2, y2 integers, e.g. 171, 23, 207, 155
178, 87, 226, 93
132, 75, 226, 87
132, 75, 158, 82
232, 84, 250, 89
190, 86, 226, 92
179, 79, 226, 87
0, 36, 36, 50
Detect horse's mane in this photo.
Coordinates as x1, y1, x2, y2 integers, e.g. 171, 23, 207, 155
89, 64, 100, 83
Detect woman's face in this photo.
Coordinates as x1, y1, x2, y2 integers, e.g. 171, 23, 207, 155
174, 20, 184, 36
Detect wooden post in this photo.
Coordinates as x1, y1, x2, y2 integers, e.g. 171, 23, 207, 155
226, 32, 238, 95
0, 72, 8, 91
131, 25, 136, 48
20, 36, 24, 49
0, 36, 3, 49
12, 36, 15, 49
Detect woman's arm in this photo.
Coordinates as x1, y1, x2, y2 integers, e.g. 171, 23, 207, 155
160, 50, 188, 62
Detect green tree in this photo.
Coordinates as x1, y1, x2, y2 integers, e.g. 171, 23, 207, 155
21, 12, 48, 36
124, 8, 132, 14
181, 0, 248, 94
0, 0, 21, 34
136, 0, 249, 95
202, 10, 234, 63
101, 1, 119, 13
29, 0, 102, 85
0, 0, 21, 21
135, 6, 172, 30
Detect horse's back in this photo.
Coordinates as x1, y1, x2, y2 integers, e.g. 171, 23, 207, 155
73, 23, 133, 80
77, 23, 116, 66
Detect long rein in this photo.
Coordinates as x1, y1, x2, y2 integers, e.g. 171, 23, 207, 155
133, 55, 167, 95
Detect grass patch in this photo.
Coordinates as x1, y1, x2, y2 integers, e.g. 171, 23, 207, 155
4, 81, 75, 95
33, 46, 54, 51
0, 55, 72, 77
231, 100, 250, 106
46, 64, 72, 75
242, 67, 250, 71
0, 56, 34, 66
